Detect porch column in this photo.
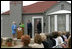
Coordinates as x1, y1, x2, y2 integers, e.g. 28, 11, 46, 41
48, 16, 50, 33
32, 17, 34, 38
66, 14, 69, 31
54, 15, 57, 31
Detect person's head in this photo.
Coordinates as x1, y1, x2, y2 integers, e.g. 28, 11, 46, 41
40, 33, 47, 41
62, 31, 66, 35
52, 31, 58, 38
21, 35, 30, 46
34, 34, 42, 44
13, 21, 16, 24
37, 19, 40, 23
28, 20, 30, 23
58, 31, 62, 36
68, 36, 71, 48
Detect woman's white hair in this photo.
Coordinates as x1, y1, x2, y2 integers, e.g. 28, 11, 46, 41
40, 33, 47, 41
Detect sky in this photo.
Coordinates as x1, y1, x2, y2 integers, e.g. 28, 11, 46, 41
1, 1, 71, 14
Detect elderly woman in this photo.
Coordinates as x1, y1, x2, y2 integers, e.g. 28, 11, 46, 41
40, 33, 52, 48
11, 21, 17, 38
48, 34, 56, 47
21, 35, 31, 48
31, 34, 44, 48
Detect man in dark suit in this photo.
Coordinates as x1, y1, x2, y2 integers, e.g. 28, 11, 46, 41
37, 20, 42, 34
27, 20, 32, 38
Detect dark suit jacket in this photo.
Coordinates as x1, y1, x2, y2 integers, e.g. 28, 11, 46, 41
37, 22, 41, 30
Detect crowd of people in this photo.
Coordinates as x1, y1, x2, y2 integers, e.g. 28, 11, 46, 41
11, 21, 71, 48
21, 31, 71, 48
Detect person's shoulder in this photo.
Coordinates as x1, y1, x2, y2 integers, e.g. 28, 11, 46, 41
41, 43, 44, 46
59, 36, 63, 39
43, 40, 48, 44
32, 43, 40, 47
41, 43, 44, 48
31, 43, 38, 48
33, 43, 38, 45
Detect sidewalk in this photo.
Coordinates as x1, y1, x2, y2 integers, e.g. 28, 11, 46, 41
11, 39, 34, 48
11, 45, 23, 48
2, 37, 34, 48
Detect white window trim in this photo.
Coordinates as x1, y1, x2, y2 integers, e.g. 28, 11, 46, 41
54, 15, 57, 31
48, 16, 50, 33
66, 14, 69, 31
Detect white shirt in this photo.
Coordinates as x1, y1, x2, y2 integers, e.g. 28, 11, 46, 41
17, 27, 22, 31
55, 36, 64, 46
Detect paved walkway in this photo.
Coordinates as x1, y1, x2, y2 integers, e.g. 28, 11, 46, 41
2, 37, 34, 48
11, 45, 23, 48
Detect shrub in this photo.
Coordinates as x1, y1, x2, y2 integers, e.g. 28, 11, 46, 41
6, 38, 13, 42
6, 38, 13, 47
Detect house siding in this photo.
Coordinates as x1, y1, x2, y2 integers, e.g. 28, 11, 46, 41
46, 1, 71, 15
1, 15, 12, 37
22, 15, 45, 34
45, 1, 71, 33
1, 1, 71, 37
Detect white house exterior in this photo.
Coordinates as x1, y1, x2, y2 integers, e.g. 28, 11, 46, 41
1, 1, 71, 38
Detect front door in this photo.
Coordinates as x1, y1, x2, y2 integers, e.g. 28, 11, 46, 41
32, 17, 43, 38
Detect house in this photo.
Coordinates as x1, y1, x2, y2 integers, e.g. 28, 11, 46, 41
1, 1, 71, 38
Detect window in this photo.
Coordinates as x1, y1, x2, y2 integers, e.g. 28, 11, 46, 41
61, 4, 64, 10
57, 14, 66, 31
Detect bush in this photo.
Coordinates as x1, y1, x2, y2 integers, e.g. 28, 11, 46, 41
6, 38, 13, 47
6, 38, 13, 42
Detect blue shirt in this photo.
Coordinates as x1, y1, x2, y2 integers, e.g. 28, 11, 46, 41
11, 24, 17, 34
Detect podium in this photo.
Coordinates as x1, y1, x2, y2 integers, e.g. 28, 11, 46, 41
17, 27, 23, 39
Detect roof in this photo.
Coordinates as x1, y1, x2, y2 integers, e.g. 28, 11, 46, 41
48, 10, 71, 15
2, 1, 58, 15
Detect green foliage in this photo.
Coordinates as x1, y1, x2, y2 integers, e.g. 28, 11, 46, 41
6, 38, 13, 42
